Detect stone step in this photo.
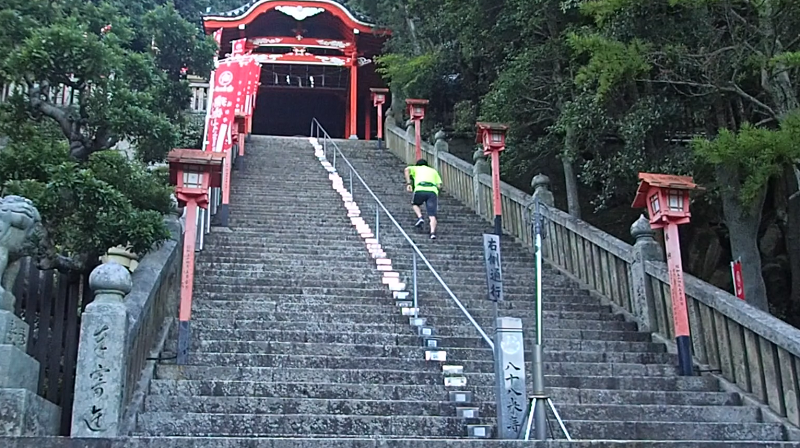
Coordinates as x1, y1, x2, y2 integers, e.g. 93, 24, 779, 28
147, 378, 728, 406
194, 283, 585, 297
191, 299, 612, 314
169, 336, 664, 355
144, 395, 484, 417
183, 327, 653, 345
160, 348, 671, 375
8, 436, 797, 447
142, 393, 761, 424
135, 412, 473, 437
563, 420, 785, 441
178, 349, 676, 366
188, 317, 640, 333
190, 291, 595, 305
186, 309, 627, 326
155, 363, 716, 392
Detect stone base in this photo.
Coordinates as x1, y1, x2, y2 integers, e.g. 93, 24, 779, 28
0, 345, 39, 392
0, 388, 60, 436
0, 310, 29, 349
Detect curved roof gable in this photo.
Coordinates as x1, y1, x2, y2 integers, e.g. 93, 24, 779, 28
203, 0, 388, 34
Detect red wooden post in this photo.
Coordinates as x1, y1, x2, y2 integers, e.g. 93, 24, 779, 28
731, 258, 745, 300
168, 149, 225, 365
477, 122, 509, 236
348, 51, 358, 139
365, 96, 371, 141
632, 173, 703, 376
406, 99, 428, 161
371, 88, 389, 149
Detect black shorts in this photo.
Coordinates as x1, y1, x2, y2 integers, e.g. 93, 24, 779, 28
412, 191, 438, 217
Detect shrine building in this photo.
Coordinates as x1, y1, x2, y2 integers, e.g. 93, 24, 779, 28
202, 0, 391, 139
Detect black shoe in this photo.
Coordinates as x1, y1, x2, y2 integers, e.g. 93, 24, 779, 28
430, 234, 437, 240
415, 218, 424, 228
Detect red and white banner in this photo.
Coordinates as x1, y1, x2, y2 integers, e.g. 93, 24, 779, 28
231, 38, 247, 56
731, 258, 745, 300
204, 57, 256, 153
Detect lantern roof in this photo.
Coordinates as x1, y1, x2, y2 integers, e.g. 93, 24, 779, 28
476, 122, 508, 132
370, 87, 389, 93
406, 98, 429, 106
168, 149, 227, 166
632, 172, 701, 209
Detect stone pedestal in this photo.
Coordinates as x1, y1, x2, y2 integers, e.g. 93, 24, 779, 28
630, 215, 663, 332
494, 317, 527, 439
0, 330, 60, 436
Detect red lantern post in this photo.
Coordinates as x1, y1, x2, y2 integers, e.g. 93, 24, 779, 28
406, 99, 428, 161
476, 122, 509, 236
168, 149, 225, 365
632, 173, 703, 376
371, 88, 389, 149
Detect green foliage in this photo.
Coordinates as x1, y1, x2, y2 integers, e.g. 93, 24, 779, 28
0, 0, 215, 162
375, 52, 439, 99
0, 0, 211, 271
568, 32, 651, 99
0, 125, 172, 266
693, 112, 800, 205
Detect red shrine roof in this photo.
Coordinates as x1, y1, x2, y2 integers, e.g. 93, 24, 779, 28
203, 0, 391, 36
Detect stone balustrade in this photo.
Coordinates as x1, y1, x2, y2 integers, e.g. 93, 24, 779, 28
385, 122, 800, 428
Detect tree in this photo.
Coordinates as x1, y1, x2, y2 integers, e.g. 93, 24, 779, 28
570, 0, 800, 311
0, 0, 216, 272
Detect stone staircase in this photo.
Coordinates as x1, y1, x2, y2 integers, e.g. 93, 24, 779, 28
124, 135, 798, 446
330, 138, 798, 444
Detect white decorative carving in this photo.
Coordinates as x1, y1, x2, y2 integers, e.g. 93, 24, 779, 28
357, 57, 373, 67
250, 37, 284, 46
317, 56, 347, 66
316, 39, 350, 49
275, 5, 324, 21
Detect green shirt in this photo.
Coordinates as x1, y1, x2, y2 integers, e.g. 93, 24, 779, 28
408, 165, 442, 194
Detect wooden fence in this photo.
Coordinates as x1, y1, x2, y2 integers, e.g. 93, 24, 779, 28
386, 122, 800, 427
12, 258, 93, 435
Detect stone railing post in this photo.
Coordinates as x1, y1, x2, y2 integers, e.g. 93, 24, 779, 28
473, 149, 490, 217
405, 120, 415, 164
71, 262, 132, 437
529, 174, 555, 258
630, 215, 662, 332
433, 130, 448, 173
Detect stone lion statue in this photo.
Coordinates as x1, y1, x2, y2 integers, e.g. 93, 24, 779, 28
0, 196, 41, 311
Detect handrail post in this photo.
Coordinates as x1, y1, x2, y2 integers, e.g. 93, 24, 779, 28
375, 204, 380, 244
349, 169, 354, 199
413, 251, 419, 319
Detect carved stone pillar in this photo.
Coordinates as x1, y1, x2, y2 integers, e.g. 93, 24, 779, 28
473, 149, 491, 217
71, 262, 132, 437
630, 215, 663, 332
433, 130, 448, 173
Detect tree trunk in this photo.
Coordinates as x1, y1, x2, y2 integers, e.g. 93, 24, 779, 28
562, 125, 582, 219
561, 153, 582, 219
717, 164, 770, 311
783, 166, 800, 307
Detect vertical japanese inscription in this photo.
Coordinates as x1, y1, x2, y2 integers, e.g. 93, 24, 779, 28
504, 362, 524, 434
483, 234, 504, 303
84, 324, 109, 432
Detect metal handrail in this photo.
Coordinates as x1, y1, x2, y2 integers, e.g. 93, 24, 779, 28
310, 118, 494, 350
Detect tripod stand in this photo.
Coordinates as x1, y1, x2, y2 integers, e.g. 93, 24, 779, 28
519, 198, 572, 441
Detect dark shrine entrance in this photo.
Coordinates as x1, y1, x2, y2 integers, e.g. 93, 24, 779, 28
203, 0, 390, 140
253, 88, 345, 137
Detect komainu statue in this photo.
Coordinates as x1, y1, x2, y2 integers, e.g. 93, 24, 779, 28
0, 196, 41, 311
